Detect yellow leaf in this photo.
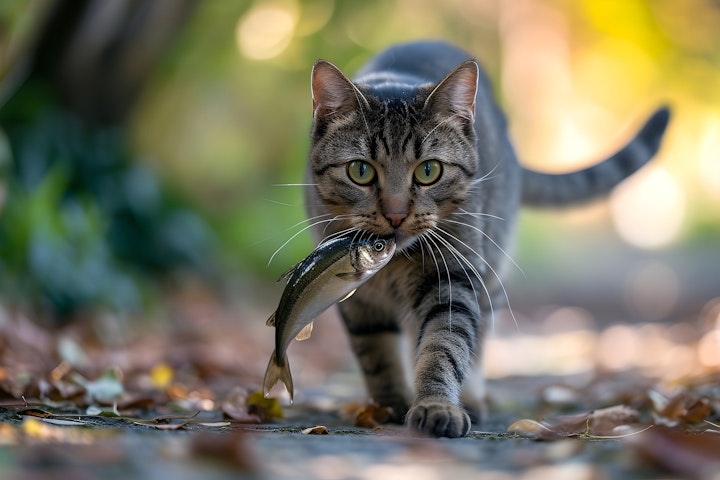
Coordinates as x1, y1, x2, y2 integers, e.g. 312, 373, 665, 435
150, 363, 174, 389
246, 389, 284, 420
22, 417, 46, 438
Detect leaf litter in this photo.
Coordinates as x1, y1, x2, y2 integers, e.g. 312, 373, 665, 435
0, 293, 719, 477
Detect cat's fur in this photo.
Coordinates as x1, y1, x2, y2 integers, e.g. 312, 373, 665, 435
304, 40, 670, 438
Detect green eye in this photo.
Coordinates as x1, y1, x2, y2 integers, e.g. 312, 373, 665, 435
347, 161, 376, 185
414, 160, 442, 185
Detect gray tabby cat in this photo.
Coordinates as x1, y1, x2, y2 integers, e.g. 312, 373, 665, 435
303, 40, 669, 438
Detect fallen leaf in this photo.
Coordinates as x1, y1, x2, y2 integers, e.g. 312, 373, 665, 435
17, 408, 55, 418
301, 425, 329, 435
354, 403, 393, 429
86, 404, 120, 417
649, 389, 713, 426
508, 405, 642, 440
132, 418, 190, 430
507, 419, 558, 440
197, 422, 231, 428
220, 387, 262, 423
21, 417, 96, 443
72, 370, 124, 403
150, 363, 174, 389
38, 417, 88, 426
246, 389, 283, 421
57, 337, 90, 368
629, 426, 720, 477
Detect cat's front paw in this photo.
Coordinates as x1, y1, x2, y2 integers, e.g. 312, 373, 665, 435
406, 399, 471, 438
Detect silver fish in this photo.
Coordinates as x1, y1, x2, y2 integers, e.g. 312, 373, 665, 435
263, 234, 396, 400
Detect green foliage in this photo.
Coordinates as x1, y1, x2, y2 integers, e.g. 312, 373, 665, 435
0, 88, 214, 320
0, 162, 141, 316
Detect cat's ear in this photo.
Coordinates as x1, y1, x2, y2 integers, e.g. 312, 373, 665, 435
424, 60, 478, 122
311, 60, 368, 119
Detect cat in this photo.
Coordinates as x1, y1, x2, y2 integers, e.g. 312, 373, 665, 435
303, 40, 670, 438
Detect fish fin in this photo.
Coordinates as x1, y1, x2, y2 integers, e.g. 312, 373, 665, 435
263, 351, 294, 402
276, 262, 300, 283
338, 289, 357, 303
266, 312, 276, 328
295, 321, 313, 341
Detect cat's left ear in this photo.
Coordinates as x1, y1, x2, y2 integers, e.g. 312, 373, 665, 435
424, 60, 478, 122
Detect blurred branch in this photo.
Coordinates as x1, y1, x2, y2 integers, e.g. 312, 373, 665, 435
10, 0, 197, 125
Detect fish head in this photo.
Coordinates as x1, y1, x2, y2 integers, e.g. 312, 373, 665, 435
351, 236, 396, 274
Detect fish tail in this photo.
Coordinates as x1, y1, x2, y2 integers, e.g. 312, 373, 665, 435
262, 351, 294, 402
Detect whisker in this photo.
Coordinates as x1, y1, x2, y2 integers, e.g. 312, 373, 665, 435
262, 198, 300, 207
321, 214, 356, 235
319, 225, 361, 246
423, 232, 452, 321
271, 183, 318, 187
470, 162, 501, 186
442, 219, 524, 277
427, 230, 489, 331
249, 213, 334, 248
419, 234, 443, 305
435, 226, 520, 332
452, 209, 505, 222
267, 214, 353, 267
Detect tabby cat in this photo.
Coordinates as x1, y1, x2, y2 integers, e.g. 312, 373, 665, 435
303, 40, 669, 438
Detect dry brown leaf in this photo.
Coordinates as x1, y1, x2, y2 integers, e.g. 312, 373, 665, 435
354, 403, 393, 429
301, 425, 329, 435
649, 389, 715, 427
132, 419, 190, 430
508, 405, 642, 440
629, 426, 720, 477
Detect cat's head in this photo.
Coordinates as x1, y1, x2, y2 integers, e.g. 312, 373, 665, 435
308, 59, 479, 250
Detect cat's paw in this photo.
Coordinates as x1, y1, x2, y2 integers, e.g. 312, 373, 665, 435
406, 399, 471, 438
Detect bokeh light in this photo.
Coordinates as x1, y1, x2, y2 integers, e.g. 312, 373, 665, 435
610, 165, 686, 249
236, 1, 299, 60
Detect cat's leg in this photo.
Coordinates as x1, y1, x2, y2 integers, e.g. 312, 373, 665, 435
407, 276, 481, 437
338, 298, 412, 422
460, 355, 487, 424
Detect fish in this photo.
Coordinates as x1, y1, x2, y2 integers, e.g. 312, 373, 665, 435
263, 234, 396, 400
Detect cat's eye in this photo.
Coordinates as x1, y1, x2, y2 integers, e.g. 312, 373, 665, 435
414, 160, 443, 185
347, 161, 376, 185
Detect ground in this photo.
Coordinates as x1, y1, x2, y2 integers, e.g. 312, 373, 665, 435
0, 280, 719, 479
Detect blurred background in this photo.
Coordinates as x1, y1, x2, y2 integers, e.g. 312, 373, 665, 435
0, 0, 719, 386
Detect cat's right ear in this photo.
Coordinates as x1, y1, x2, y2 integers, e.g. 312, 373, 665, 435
311, 60, 368, 119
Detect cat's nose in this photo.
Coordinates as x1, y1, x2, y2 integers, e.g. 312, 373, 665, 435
384, 212, 407, 228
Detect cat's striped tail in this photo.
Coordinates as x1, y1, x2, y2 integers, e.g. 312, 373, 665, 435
521, 107, 671, 207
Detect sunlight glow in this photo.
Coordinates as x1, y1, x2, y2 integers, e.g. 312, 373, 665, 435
610, 165, 686, 249
236, 1, 299, 60
698, 115, 720, 201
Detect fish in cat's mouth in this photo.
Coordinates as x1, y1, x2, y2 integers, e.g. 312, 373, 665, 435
356, 229, 420, 254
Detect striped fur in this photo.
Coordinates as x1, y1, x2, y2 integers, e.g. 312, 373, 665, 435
304, 40, 670, 438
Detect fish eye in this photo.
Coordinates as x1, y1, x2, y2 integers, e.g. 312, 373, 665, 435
347, 161, 376, 186
414, 160, 442, 185
373, 240, 386, 252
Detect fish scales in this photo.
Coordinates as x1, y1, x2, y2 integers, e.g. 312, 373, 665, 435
263, 234, 395, 400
